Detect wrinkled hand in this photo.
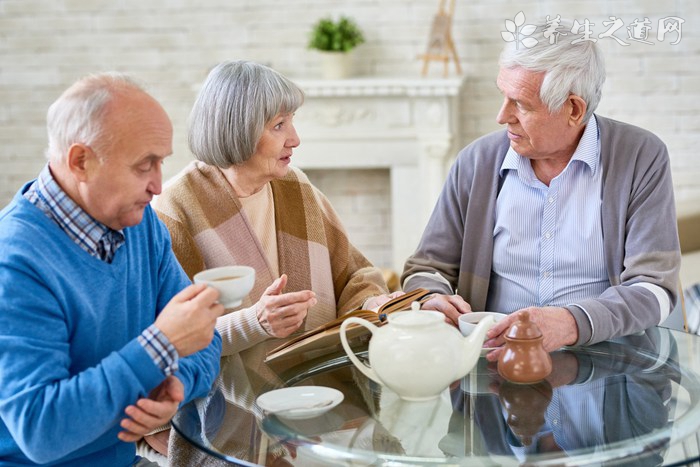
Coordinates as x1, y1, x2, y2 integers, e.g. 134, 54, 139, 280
154, 283, 225, 357
484, 306, 578, 362
257, 274, 317, 338
420, 293, 471, 326
118, 376, 184, 443
364, 291, 405, 310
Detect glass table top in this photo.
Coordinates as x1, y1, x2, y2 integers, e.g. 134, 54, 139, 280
171, 326, 700, 466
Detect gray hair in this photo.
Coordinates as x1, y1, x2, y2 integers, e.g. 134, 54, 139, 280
188, 60, 304, 168
499, 18, 606, 123
46, 72, 144, 161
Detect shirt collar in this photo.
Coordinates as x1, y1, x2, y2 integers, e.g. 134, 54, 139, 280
500, 115, 600, 179
28, 164, 125, 261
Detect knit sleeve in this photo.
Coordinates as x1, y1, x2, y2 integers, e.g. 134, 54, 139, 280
216, 304, 271, 355
0, 269, 164, 463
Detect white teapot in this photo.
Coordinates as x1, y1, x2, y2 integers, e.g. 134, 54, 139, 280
340, 307, 494, 401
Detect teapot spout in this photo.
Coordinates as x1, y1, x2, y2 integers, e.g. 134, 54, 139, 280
458, 316, 495, 378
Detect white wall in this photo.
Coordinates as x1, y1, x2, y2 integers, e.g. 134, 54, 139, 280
2, 0, 698, 268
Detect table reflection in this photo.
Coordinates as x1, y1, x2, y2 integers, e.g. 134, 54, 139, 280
451, 329, 681, 466
171, 327, 700, 466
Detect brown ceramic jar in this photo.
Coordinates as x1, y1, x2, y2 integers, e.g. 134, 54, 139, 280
497, 311, 553, 384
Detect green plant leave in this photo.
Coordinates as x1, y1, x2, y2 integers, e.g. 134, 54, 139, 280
308, 16, 365, 52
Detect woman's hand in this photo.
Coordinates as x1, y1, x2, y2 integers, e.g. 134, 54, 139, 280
256, 274, 317, 338
364, 291, 405, 310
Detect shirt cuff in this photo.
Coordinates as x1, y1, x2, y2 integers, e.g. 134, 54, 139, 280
137, 324, 179, 376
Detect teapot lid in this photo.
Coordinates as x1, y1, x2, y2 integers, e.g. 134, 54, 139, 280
505, 311, 542, 340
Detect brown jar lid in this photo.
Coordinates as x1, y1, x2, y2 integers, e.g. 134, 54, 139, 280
505, 311, 542, 340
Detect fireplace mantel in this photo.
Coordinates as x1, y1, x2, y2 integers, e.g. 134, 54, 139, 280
292, 76, 467, 274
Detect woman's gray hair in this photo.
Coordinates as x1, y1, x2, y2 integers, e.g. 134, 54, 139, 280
46, 72, 143, 161
499, 18, 606, 123
188, 60, 305, 168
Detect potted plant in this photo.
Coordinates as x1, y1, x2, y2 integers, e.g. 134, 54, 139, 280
308, 16, 365, 79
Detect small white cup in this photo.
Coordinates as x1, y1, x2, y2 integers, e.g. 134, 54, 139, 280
458, 311, 507, 336
193, 266, 255, 309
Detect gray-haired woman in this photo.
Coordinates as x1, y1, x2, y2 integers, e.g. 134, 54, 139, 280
148, 60, 399, 457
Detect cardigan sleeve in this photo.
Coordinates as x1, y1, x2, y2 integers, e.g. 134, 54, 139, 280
216, 304, 272, 355
570, 124, 681, 345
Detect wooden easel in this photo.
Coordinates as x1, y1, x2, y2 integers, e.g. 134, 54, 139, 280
419, 0, 462, 77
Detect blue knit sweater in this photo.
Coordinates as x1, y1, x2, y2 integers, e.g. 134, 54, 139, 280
0, 185, 221, 466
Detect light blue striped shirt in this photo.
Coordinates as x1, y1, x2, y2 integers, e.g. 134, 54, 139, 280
486, 116, 609, 313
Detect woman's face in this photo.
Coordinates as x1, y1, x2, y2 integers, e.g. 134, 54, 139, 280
243, 112, 300, 183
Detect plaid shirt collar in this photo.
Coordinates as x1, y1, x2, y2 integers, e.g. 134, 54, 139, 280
24, 164, 125, 263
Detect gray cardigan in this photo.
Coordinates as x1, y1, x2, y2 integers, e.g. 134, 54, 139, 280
402, 115, 681, 345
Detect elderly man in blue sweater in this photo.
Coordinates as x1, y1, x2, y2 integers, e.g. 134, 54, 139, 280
0, 73, 224, 465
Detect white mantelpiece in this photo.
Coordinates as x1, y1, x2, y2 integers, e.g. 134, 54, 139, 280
293, 77, 466, 274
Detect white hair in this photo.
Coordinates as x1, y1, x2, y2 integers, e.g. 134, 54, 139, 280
188, 60, 304, 168
499, 18, 606, 122
45, 72, 144, 160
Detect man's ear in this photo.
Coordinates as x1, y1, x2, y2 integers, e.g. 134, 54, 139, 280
568, 95, 587, 127
66, 144, 94, 182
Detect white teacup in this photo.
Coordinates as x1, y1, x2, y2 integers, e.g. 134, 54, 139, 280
193, 266, 255, 309
458, 311, 507, 336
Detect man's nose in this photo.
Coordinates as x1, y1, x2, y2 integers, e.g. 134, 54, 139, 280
496, 98, 515, 125
148, 166, 163, 195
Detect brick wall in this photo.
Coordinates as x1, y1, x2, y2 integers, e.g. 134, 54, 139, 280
1, 0, 698, 269
305, 169, 392, 269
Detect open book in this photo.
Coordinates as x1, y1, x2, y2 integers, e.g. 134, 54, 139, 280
264, 288, 432, 363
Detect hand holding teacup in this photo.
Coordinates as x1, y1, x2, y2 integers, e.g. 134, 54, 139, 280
155, 266, 255, 357
154, 283, 225, 357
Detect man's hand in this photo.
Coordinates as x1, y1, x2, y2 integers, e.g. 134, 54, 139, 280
118, 376, 184, 443
420, 293, 471, 325
154, 283, 225, 357
257, 274, 317, 338
484, 306, 578, 361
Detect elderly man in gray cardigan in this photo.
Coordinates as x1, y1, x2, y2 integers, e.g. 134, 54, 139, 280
402, 19, 680, 358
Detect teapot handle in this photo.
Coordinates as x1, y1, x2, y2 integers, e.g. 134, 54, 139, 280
339, 317, 383, 386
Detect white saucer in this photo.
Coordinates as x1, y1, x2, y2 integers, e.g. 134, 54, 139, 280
256, 386, 344, 420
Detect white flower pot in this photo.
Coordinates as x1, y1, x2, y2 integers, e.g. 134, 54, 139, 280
319, 51, 353, 79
